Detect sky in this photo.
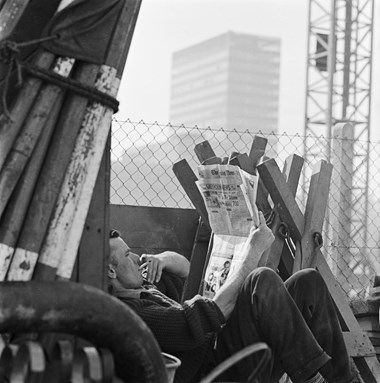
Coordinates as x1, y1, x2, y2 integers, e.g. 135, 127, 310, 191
114, 0, 380, 139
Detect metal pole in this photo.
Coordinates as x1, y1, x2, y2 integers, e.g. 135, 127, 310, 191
326, 0, 337, 161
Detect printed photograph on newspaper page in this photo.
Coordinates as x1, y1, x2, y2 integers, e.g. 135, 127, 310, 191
196, 163, 261, 298
202, 234, 247, 298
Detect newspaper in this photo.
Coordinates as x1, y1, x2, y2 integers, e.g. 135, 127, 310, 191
196, 164, 259, 236
202, 234, 247, 298
195, 164, 260, 298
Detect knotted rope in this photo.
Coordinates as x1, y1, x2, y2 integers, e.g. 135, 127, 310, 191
0, 35, 119, 119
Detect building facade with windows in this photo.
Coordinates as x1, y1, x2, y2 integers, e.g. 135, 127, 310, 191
170, 31, 281, 135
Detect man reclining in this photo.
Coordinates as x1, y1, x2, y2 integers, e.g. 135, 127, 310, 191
108, 212, 358, 383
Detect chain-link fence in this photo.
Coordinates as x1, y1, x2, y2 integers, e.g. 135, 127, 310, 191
111, 118, 380, 300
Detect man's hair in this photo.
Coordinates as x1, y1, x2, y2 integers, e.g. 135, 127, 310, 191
109, 229, 121, 238
108, 229, 121, 266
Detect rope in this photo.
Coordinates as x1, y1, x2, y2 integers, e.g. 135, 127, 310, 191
22, 63, 119, 112
0, 35, 58, 118
0, 36, 119, 119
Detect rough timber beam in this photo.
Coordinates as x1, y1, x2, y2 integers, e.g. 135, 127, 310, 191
258, 157, 380, 382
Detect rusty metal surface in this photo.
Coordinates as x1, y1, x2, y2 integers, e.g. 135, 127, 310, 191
0, 281, 167, 382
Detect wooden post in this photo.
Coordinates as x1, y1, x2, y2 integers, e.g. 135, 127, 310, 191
0, 0, 30, 40
5, 61, 99, 281
54, 66, 117, 280
298, 160, 333, 270
182, 218, 211, 301
172, 159, 210, 229
6, 0, 142, 281
257, 158, 304, 241
258, 157, 380, 382
76, 136, 111, 290
0, 98, 62, 279
260, 154, 304, 277
53, 0, 143, 280
0, 51, 56, 170
0, 57, 75, 220
194, 141, 221, 164
248, 135, 267, 169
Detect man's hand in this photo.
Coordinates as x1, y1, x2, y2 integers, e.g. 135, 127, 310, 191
140, 254, 164, 284
248, 211, 275, 256
139, 251, 190, 283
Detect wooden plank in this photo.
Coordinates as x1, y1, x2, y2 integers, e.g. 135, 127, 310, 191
229, 153, 250, 170
261, 210, 295, 278
0, 52, 55, 167
257, 158, 304, 241
231, 153, 253, 172
183, 219, 211, 301
356, 316, 380, 332
355, 357, 380, 383
55, 0, 143, 280
39, 0, 143, 281
194, 141, 221, 164
75, 138, 111, 290
248, 135, 268, 168
257, 157, 363, 331
343, 332, 376, 357
313, 252, 367, 332
299, 160, 332, 270
278, 154, 304, 275
45, 65, 117, 280
0, 0, 73, 164
260, 155, 303, 274
0, 96, 62, 280
282, 154, 304, 196
0, 56, 75, 220
313, 252, 380, 382
0, 0, 30, 40
6, 61, 99, 282
256, 180, 271, 217
258, 156, 380, 380
172, 159, 210, 229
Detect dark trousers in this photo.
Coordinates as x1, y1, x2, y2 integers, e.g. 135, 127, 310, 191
213, 267, 356, 383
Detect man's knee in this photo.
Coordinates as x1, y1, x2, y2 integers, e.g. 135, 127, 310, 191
289, 268, 324, 286
242, 267, 284, 294
285, 268, 328, 299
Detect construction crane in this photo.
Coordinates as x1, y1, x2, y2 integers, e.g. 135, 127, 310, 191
303, 0, 374, 294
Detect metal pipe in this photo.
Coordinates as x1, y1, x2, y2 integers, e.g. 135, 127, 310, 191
0, 281, 167, 383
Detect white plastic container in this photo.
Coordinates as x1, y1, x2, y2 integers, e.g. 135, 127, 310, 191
162, 352, 181, 383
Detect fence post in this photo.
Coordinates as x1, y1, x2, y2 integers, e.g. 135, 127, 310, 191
330, 122, 354, 293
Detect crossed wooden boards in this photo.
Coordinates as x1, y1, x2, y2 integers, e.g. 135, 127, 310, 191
173, 137, 380, 382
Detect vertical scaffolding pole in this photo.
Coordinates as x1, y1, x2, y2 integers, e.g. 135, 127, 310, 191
303, 0, 374, 296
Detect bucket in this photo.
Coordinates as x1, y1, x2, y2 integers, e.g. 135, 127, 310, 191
162, 352, 181, 383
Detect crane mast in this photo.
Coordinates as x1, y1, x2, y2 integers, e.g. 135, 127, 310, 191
304, 0, 374, 293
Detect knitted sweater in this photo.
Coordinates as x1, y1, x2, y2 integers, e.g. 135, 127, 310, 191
117, 286, 226, 383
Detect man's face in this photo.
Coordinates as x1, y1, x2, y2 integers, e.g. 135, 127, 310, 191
109, 236, 144, 289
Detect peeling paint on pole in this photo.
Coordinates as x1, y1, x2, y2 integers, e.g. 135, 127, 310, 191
0, 244, 14, 280
38, 65, 118, 278
7, 248, 39, 281
5, 57, 75, 281
0, 56, 75, 220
